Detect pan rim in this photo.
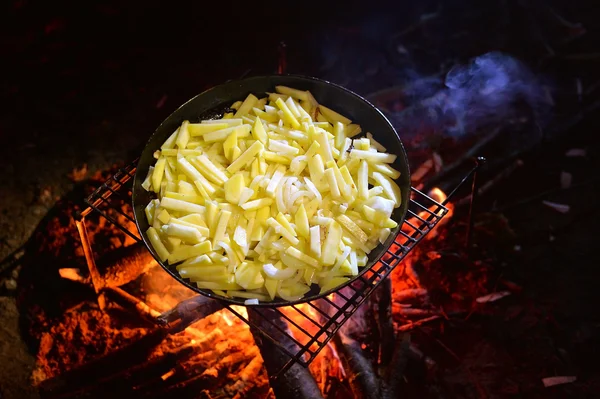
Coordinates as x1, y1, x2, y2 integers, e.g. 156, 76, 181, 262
133, 74, 410, 307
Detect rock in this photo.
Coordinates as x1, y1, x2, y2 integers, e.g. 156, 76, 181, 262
0, 298, 40, 399
4, 279, 17, 290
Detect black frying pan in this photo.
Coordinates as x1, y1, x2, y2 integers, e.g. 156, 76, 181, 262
132, 75, 410, 306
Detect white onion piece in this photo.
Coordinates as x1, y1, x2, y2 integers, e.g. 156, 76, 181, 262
290, 190, 311, 205
218, 241, 238, 273
281, 269, 304, 287
304, 177, 322, 202
263, 263, 297, 279
284, 177, 298, 209
327, 246, 351, 277
290, 155, 307, 174
276, 177, 287, 213
249, 175, 264, 191
244, 298, 259, 305
317, 209, 333, 219
311, 216, 333, 225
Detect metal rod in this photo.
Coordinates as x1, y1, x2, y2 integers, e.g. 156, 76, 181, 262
443, 156, 486, 204
464, 157, 486, 249
74, 215, 106, 310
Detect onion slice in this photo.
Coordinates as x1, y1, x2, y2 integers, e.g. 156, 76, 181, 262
263, 263, 297, 279
304, 177, 322, 202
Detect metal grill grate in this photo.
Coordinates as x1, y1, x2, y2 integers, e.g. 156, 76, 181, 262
79, 158, 478, 378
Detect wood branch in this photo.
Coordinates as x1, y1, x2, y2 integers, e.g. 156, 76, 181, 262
98, 242, 155, 288
75, 218, 106, 310
373, 277, 395, 374
144, 346, 259, 399
226, 355, 264, 398
199, 346, 260, 379
58, 268, 88, 284
57, 265, 162, 324
393, 304, 437, 317
157, 295, 225, 333
397, 315, 441, 331
106, 286, 161, 320
393, 288, 428, 303
247, 308, 324, 399
407, 343, 437, 373
332, 332, 381, 399
382, 334, 411, 399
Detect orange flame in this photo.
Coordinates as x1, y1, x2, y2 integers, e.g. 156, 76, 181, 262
429, 187, 447, 204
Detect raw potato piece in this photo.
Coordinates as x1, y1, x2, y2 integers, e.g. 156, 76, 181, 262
142, 85, 403, 301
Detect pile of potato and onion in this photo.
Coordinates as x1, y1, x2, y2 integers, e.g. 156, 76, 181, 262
142, 85, 402, 303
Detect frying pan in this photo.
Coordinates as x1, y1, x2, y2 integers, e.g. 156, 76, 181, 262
133, 75, 410, 306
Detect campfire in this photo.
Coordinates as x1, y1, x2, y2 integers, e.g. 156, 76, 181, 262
12, 144, 501, 399
5, 1, 600, 397
13, 46, 552, 396
15, 47, 540, 396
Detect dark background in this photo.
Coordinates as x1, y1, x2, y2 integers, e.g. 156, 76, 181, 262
1, 0, 600, 397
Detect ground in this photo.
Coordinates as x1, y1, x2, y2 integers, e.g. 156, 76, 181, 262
1, 0, 599, 398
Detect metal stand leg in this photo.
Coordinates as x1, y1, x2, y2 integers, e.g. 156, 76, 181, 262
465, 157, 486, 250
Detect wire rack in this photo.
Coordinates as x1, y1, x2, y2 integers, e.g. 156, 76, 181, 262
77, 158, 479, 378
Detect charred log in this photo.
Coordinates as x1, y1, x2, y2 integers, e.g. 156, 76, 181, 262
333, 332, 381, 399
373, 277, 395, 373
248, 308, 324, 399
157, 295, 225, 333
382, 333, 411, 399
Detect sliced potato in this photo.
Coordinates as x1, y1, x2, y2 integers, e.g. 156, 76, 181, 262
142, 85, 403, 301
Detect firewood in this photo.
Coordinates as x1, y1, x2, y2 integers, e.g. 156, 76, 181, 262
98, 242, 155, 288
333, 331, 381, 399
392, 305, 437, 317
157, 295, 224, 333
225, 355, 264, 397
397, 315, 441, 331
393, 288, 428, 303
373, 277, 395, 373
106, 286, 161, 320
200, 346, 259, 379
248, 308, 324, 399
382, 333, 411, 399
149, 347, 260, 399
